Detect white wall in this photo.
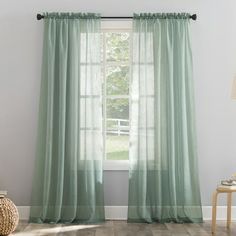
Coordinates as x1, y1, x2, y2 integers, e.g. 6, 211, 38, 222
1, 0, 236, 207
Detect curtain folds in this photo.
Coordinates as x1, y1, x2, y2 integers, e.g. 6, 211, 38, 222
30, 13, 105, 224
128, 13, 203, 223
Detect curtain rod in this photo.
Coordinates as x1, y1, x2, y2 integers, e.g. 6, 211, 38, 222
36, 14, 197, 21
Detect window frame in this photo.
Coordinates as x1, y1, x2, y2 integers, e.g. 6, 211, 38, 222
101, 20, 132, 171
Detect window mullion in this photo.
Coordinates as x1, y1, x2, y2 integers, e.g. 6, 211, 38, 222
106, 61, 130, 67
106, 95, 129, 99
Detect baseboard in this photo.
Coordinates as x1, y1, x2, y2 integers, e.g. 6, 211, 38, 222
17, 206, 128, 221
17, 206, 236, 221
201, 206, 236, 220
105, 206, 128, 220
17, 206, 31, 220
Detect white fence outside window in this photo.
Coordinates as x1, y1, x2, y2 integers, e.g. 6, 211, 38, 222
106, 118, 129, 136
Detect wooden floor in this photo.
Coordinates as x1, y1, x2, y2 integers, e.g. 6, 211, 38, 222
12, 220, 236, 236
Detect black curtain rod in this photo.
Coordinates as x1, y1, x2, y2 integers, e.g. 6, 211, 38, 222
36, 13, 197, 21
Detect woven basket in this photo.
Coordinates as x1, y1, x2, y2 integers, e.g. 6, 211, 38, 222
0, 196, 19, 236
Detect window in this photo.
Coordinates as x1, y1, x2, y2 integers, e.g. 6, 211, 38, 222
101, 21, 132, 170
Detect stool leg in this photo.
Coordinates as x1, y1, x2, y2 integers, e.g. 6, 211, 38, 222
227, 192, 232, 228
212, 191, 218, 234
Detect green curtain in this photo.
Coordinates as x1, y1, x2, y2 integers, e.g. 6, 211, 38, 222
128, 13, 203, 223
30, 13, 105, 224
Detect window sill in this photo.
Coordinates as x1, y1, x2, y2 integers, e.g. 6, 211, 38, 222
103, 160, 129, 171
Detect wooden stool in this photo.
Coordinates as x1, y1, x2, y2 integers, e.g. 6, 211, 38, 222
212, 185, 236, 234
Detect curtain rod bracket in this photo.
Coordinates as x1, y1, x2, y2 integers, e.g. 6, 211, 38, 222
36, 13, 197, 21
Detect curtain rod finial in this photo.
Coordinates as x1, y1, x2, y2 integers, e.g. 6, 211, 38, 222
191, 14, 197, 20
37, 14, 44, 20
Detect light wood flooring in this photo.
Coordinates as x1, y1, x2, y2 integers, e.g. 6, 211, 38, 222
11, 220, 236, 236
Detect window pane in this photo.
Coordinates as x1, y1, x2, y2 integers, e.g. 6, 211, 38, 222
103, 31, 131, 162
106, 98, 129, 160
106, 65, 129, 95
106, 32, 130, 62
106, 135, 129, 160
106, 98, 129, 119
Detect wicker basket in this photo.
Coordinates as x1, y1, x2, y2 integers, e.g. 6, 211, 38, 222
0, 196, 19, 236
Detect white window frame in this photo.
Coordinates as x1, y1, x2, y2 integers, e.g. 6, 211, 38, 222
101, 20, 132, 171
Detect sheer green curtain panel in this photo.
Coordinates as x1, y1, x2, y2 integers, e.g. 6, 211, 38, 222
128, 13, 203, 223
30, 13, 105, 224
